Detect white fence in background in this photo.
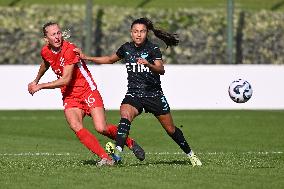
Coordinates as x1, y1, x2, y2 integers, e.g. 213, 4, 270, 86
0, 64, 283, 110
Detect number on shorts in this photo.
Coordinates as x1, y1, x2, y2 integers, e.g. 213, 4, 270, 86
85, 94, 96, 107
161, 96, 169, 111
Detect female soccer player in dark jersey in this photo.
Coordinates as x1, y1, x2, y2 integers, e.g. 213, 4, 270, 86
74, 17, 202, 166
28, 22, 144, 166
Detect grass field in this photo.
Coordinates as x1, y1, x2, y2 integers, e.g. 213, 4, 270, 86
1, 0, 284, 10
0, 110, 283, 189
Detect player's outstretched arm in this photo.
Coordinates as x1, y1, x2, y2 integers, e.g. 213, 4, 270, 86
73, 48, 120, 64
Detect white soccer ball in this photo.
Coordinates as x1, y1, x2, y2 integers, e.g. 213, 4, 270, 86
228, 79, 253, 103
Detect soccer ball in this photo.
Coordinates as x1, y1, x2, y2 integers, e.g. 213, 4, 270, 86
228, 79, 253, 103
105, 142, 116, 154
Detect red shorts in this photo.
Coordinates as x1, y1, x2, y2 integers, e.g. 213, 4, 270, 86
63, 89, 104, 116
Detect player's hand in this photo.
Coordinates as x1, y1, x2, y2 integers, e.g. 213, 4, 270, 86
137, 58, 149, 66
28, 82, 41, 96
73, 48, 87, 59
28, 81, 36, 95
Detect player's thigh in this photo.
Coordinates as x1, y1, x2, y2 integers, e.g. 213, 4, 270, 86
156, 113, 176, 134
64, 107, 85, 132
90, 106, 107, 133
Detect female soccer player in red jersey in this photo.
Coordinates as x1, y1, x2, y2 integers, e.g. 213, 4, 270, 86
74, 18, 202, 166
28, 22, 145, 166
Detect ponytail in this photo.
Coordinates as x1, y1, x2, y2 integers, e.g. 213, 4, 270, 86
131, 17, 179, 48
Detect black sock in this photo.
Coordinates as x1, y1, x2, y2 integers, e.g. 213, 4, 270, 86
169, 127, 191, 154
116, 118, 131, 151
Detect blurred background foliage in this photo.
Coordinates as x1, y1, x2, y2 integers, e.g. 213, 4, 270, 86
1, 0, 284, 11
0, 0, 283, 64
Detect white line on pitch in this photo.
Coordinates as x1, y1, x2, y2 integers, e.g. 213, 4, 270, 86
0, 151, 282, 156
0, 116, 61, 120
0, 152, 72, 156
146, 151, 283, 155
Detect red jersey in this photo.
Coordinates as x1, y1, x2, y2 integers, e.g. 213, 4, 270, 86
41, 40, 97, 99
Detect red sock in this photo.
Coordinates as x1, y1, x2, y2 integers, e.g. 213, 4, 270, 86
105, 124, 134, 149
76, 128, 111, 160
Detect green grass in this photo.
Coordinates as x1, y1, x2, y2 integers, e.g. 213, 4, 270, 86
1, 0, 284, 11
0, 110, 284, 189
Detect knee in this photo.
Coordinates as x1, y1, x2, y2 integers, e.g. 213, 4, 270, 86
120, 110, 134, 122
69, 123, 83, 133
120, 105, 138, 122
94, 127, 107, 135
165, 125, 176, 135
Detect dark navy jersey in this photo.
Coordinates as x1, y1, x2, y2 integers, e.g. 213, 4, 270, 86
116, 39, 164, 97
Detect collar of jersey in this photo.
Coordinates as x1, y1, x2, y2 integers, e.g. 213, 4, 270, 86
131, 38, 148, 50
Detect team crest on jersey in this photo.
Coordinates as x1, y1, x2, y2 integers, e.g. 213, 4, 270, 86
141, 52, 148, 59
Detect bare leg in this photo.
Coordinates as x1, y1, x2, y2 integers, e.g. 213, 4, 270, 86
64, 108, 110, 160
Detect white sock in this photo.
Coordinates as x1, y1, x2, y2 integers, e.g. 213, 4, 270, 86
116, 146, 123, 152
187, 150, 194, 157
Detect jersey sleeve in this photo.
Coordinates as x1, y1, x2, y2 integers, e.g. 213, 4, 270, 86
116, 44, 125, 59
40, 46, 48, 63
152, 45, 162, 60
63, 47, 80, 66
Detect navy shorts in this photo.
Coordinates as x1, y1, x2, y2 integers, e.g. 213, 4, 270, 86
121, 95, 171, 116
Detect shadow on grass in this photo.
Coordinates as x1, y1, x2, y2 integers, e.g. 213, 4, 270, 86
129, 159, 191, 167
81, 159, 97, 166
81, 159, 193, 167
